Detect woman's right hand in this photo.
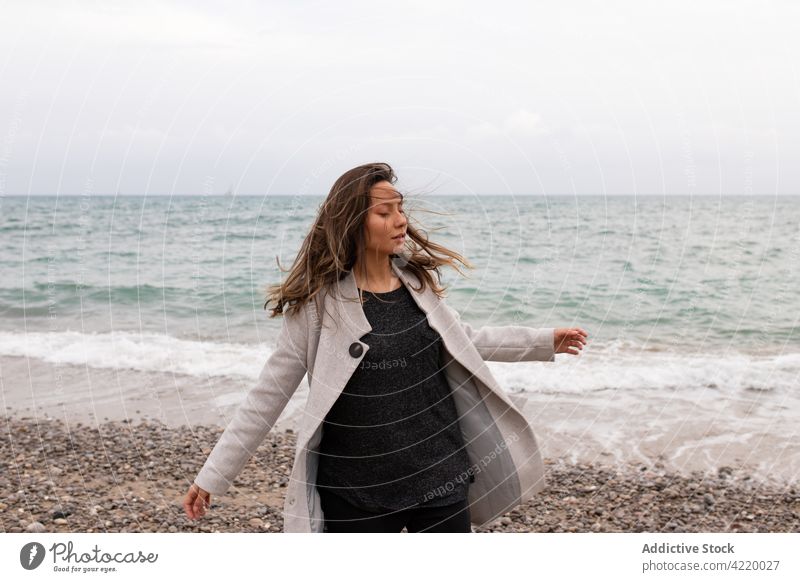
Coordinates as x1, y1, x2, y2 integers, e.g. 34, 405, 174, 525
183, 483, 212, 520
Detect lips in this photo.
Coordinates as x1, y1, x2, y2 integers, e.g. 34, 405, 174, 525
392, 233, 405, 240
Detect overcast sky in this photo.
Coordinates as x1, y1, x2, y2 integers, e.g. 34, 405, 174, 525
1, 0, 798, 196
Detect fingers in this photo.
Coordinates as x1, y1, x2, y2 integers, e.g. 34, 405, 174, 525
193, 491, 210, 519
183, 484, 210, 520
193, 498, 206, 518
183, 489, 197, 520
561, 336, 587, 356
568, 341, 584, 354
569, 328, 589, 344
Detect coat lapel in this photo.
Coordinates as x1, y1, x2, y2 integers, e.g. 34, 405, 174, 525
327, 266, 372, 339
304, 257, 427, 433
304, 256, 516, 439
391, 259, 519, 411
303, 267, 369, 432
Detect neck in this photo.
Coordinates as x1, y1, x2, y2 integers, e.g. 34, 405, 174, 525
353, 252, 397, 291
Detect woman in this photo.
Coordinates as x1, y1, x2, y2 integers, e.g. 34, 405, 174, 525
183, 162, 588, 533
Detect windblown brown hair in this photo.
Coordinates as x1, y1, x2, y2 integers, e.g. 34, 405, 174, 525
263, 162, 473, 323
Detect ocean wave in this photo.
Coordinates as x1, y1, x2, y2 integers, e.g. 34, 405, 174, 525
0, 330, 797, 396
0, 330, 272, 379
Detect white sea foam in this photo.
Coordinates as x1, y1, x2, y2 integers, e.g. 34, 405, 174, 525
0, 331, 800, 394
490, 346, 800, 395
0, 330, 271, 380
1, 330, 798, 396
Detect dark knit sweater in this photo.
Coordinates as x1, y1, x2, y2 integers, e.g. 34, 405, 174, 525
315, 283, 471, 512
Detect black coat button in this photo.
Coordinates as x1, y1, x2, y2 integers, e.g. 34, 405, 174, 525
349, 342, 363, 358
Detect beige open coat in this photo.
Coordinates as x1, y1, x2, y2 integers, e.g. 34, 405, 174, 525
193, 257, 556, 532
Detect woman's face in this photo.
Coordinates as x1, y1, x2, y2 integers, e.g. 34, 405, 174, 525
363, 180, 407, 256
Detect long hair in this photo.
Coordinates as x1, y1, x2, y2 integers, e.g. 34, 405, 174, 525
263, 162, 473, 321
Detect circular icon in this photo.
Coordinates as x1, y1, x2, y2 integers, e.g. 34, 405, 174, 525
20, 542, 46, 570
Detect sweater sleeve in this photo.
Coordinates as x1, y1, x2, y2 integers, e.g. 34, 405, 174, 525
193, 303, 310, 495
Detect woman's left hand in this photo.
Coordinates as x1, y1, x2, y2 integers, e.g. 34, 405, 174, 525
554, 327, 589, 355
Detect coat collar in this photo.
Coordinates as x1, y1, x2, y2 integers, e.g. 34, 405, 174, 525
326, 255, 437, 342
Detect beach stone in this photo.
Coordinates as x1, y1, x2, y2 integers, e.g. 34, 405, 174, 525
3, 416, 798, 534
51, 504, 73, 519
26, 521, 46, 532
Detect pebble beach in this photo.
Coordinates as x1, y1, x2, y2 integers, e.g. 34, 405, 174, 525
2, 416, 798, 534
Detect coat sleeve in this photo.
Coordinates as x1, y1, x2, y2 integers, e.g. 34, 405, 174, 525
193, 302, 310, 496
440, 301, 555, 363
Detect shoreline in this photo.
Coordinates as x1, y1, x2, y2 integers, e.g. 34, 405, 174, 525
3, 352, 799, 487
1, 416, 797, 533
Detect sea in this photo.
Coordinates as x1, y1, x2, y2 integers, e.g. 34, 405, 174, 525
1, 194, 798, 484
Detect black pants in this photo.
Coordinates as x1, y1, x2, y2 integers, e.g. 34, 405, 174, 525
319, 488, 472, 533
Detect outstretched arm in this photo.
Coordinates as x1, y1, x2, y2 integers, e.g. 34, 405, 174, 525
440, 301, 556, 362
192, 302, 310, 496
